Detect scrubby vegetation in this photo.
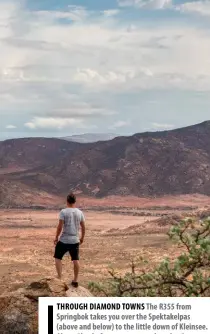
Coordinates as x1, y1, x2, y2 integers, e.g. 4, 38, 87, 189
89, 217, 210, 297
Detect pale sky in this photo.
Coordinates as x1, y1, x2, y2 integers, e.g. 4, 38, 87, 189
1, 0, 210, 139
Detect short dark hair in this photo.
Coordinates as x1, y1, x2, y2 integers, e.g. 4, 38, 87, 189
67, 193, 76, 204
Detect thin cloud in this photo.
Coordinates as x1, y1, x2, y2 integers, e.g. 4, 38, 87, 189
35, 7, 89, 22
74, 68, 153, 87
24, 117, 86, 130
176, 1, 210, 17
6, 125, 17, 129
103, 9, 120, 17
110, 120, 131, 129
152, 122, 175, 130
118, 0, 172, 9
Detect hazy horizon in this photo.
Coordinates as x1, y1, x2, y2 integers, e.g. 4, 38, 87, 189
1, 119, 209, 142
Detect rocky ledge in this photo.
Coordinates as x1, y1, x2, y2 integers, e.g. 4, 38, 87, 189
0, 277, 92, 333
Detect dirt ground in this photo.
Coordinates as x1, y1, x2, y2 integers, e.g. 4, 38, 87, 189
0, 207, 189, 294
79, 193, 210, 209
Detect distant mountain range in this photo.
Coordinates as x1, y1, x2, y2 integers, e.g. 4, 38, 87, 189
61, 133, 118, 143
1, 121, 210, 207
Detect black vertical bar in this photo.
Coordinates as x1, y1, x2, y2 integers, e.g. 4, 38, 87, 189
48, 305, 53, 334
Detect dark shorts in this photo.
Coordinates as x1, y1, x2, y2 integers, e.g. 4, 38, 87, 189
54, 241, 79, 261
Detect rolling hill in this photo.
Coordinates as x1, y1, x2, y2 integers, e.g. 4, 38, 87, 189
1, 121, 210, 206
61, 133, 118, 143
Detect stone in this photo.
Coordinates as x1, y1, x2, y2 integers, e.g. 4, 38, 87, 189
0, 277, 93, 334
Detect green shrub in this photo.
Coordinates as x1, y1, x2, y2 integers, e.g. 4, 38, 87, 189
89, 217, 210, 297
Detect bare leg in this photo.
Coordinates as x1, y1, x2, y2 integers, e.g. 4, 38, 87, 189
55, 259, 62, 279
73, 260, 79, 282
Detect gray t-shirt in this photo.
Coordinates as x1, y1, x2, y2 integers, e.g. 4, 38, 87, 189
59, 208, 85, 244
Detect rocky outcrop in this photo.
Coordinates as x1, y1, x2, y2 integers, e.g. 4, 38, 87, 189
66, 285, 93, 297
0, 277, 92, 334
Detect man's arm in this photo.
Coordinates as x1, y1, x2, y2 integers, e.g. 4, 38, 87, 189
80, 218, 85, 244
54, 219, 64, 245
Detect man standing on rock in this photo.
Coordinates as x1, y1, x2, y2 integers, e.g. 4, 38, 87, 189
54, 193, 85, 287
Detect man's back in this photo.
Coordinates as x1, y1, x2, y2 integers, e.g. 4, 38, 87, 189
59, 208, 84, 244
54, 193, 86, 286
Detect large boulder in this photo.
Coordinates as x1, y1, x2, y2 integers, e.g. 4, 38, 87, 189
0, 277, 92, 334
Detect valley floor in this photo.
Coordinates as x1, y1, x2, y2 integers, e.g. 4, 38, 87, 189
0, 208, 190, 294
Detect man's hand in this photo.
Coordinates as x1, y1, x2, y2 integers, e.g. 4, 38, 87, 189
80, 238, 84, 245
54, 220, 64, 246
